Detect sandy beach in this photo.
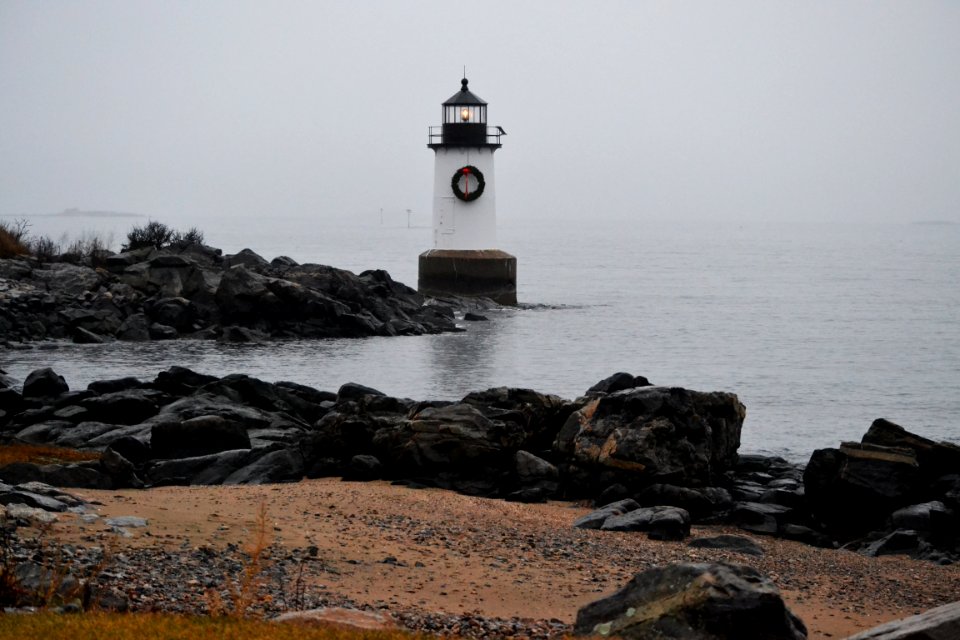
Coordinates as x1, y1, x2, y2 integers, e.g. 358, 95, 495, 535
29, 478, 955, 639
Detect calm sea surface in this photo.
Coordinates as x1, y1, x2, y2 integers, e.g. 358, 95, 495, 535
3, 213, 958, 462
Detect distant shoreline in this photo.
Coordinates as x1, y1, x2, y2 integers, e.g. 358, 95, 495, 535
1, 209, 145, 218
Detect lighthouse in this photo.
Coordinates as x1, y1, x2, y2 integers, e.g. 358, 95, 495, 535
418, 77, 517, 305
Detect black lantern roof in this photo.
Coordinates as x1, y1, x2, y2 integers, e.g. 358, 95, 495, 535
429, 77, 502, 149
442, 78, 487, 106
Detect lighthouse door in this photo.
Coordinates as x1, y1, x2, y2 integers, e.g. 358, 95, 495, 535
438, 197, 456, 236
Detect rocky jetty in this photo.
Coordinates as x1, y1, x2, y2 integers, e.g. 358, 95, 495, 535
0, 244, 467, 344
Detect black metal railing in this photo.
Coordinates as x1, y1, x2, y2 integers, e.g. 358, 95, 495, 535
428, 125, 503, 147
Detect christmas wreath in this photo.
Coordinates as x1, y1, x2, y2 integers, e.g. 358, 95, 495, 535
451, 165, 485, 201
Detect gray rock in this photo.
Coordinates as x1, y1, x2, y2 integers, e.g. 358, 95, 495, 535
601, 505, 691, 540
845, 600, 960, 639
223, 448, 305, 485
0, 490, 67, 512
5, 503, 59, 524
688, 534, 764, 556
890, 501, 949, 532
574, 499, 641, 530
146, 449, 251, 486
105, 516, 148, 528
574, 562, 807, 639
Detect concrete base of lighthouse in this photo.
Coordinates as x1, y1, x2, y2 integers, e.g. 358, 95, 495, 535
418, 249, 517, 305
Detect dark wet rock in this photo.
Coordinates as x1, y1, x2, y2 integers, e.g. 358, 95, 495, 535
106, 436, 152, 466
688, 534, 764, 556
0, 461, 110, 489
99, 448, 142, 488
147, 296, 197, 331
22, 367, 69, 398
338, 382, 387, 401
635, 484, 733, 520
804, 442, 921, 538
371, 403, 524, 476
461, 387, 575, 453
601, 505, 691, 540
859, 529, 923, 557
890, 501, 950, 533
224, 248, 270, 270
72, 326, 106, 344
151, 415, 252, 459
863, 418, 960, 482
153, 366, 219, 395
574, 562, 807, 640
573, 499, 641, 530
846, 600, 960, 640
463, 312, 488, 321
219, 325, 268, 343
81, 389, 165, 425
149, 322, 178, 340
514, 450, 559, 483
224, 448, 304, 485
343, 454, 383, 481
505, 487, 550, 503
87, 377, 145, 394
270, 255, 298, 268
594, 483, 631, 507
116, 313, 150, 341
780, 523, 834, 548
731, 502, 794, 535
554, 386, 744, 491
146, 449, 252, 486
584, 372, 652, 396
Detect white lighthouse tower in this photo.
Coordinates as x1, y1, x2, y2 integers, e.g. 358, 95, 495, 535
418, 77, 517, 305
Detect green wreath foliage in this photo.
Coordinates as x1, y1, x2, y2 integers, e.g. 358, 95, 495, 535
451, 165, 485, 201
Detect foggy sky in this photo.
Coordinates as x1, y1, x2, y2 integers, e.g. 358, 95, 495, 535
1, 1, 958, 225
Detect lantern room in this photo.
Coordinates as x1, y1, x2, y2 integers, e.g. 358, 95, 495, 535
429, 78, 502, 149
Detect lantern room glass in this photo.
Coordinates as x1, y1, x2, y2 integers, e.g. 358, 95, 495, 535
444, 104, 486, 124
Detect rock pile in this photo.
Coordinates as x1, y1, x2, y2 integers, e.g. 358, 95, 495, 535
0, 244, 464, 343
0, 369, 745, 506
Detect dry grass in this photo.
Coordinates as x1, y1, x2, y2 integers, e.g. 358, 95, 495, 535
0, 612, 429, 640
0, 444, 101, 466
0, 225, 29, 259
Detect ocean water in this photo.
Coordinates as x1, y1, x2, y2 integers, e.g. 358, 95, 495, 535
3, 213, 958, 462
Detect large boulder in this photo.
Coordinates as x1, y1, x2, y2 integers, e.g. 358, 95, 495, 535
22, 368, 69, 399
574, 562, 806, 639
804, 442, 921, 538
555, 386, 744, 490
371, 403, 525, 475
862, 418, 960, 482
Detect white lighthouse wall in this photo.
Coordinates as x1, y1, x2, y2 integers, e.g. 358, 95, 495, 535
432, 147, 497, 249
